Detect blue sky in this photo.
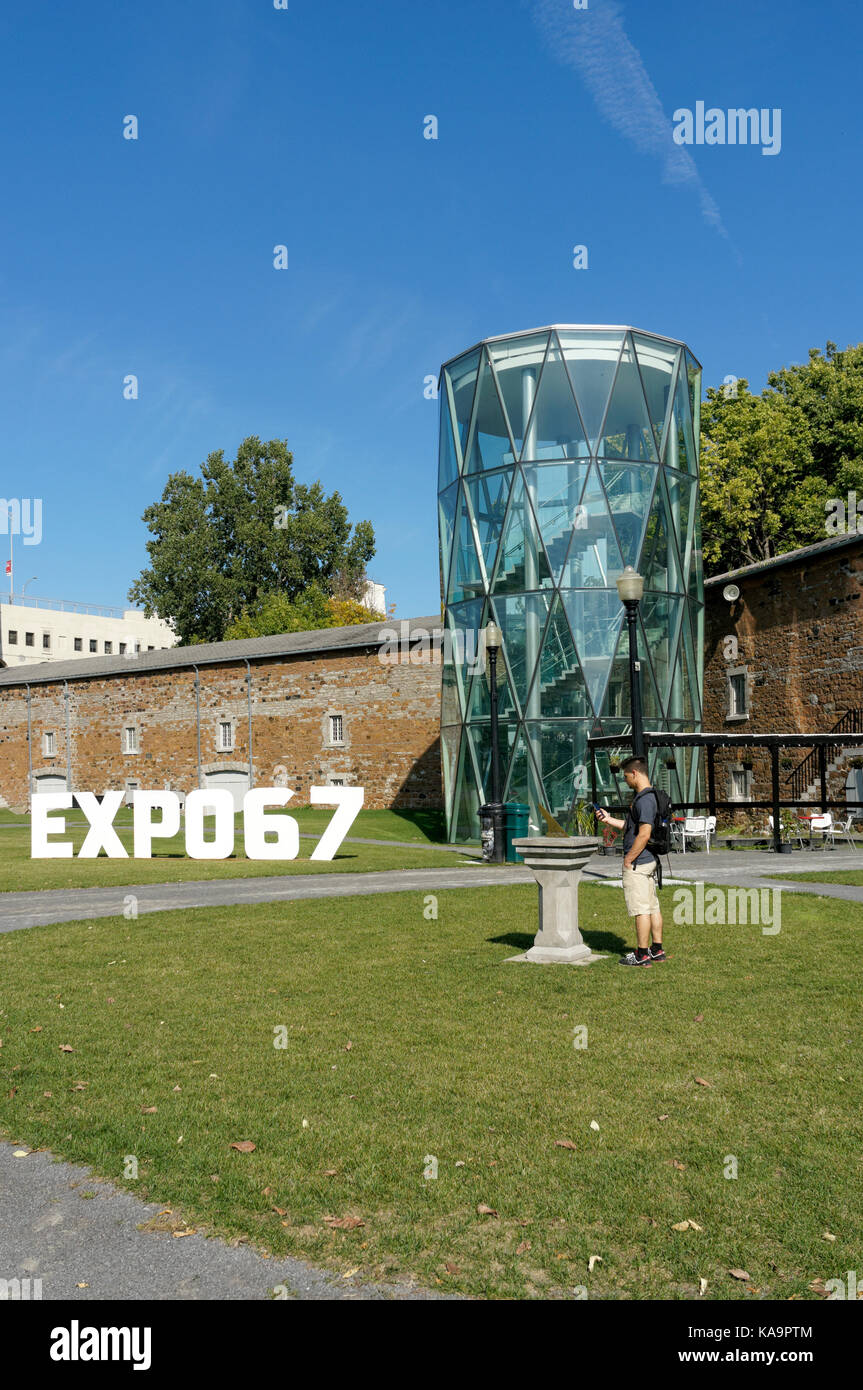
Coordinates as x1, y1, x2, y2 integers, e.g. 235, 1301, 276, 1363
1, 0, 860, 620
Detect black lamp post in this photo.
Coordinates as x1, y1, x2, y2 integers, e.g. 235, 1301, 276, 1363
616, 566, 646, 762
484, 620, 504, 863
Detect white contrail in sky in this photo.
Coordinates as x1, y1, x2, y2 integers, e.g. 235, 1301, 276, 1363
531, 0, 727, 237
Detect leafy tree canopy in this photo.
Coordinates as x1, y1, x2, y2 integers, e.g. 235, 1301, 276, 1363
701, 343, 863, 573
223, 587, 385, 641
128, 436, 375, 644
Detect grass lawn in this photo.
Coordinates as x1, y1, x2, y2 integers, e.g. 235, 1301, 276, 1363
0, 808, 474, 893
766, 870, 863, 886
1, 882, 860, 1300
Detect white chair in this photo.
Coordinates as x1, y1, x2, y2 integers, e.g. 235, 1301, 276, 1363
809, 812, 835, 849
836, 813, 857, 849
680, 815, 716, 853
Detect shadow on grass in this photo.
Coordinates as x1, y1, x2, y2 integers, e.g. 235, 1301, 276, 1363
489, 928, 628, 953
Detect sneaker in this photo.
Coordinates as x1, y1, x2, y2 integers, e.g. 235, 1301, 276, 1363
618, 950, 652, 967
649, 946, 667, 962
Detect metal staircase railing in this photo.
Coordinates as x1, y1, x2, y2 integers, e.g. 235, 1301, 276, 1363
786, 709, 863, 800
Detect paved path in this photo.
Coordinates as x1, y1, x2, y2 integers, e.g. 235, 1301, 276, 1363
0, 865, 533, 934
586, 848, 863, 904
0, 1144, 452, 1301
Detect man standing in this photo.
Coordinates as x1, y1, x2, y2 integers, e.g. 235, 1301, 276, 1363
595, 755, 665, 967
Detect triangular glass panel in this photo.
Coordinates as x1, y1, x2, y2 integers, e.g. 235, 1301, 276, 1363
491, 469, 553, 594
441, 654, 461, 728
632, 332, 678, 456
601, 463, 657, 568
503, 727, 544, 827
439, 725, 461, 817
466, 720, 518, 805
663, 470, 695, 574
685, 349, 702, 450
525, 720, 591, 824
524, 592, 590, 720
522, 461, 590, 581
437, 479, 459, 604
661, 353, 697, 474
520, 338, 589, 463
687, 496, 704, 604
640, 592, 685, 717
463, 469, 512, 586
464, 639, 518, 723
639, 474, 683, 595
438, 386, 460, 490
561, 589, 624, 717
558, 329, 624, 453
451, 738, 480, 842
444, 349, 481, 462
445, 597, 484, 711
486, 332, 552, 460
447, 485, 486, 604
596, 335, 658, 461
490, 592, 551, 717
689, 600, 705, 711
599, 618, 664, 725
463, 349, 517, 475
559, 463, 624, 590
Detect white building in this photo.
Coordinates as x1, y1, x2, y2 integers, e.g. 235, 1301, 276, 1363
0, 596, 175, 668
363, 579, 387, 614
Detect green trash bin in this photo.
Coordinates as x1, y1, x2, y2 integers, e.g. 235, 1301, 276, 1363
503, 802, 530, 863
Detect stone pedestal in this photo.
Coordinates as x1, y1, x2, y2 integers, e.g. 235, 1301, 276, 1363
509, 836, 603, 964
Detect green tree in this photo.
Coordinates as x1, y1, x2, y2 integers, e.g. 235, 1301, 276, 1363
128, 437, 375, 644
700, 381, 822, 572
223, 588, 384, 640
766, 342, 863, 496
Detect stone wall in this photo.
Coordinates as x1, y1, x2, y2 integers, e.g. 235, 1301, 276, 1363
0, 643, 443, 814
704, 537, 863, 807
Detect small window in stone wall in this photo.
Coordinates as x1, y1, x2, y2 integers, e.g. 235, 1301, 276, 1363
330, 777, 345, 786
123, 726, 139, 755
329, 714, 344, 744
42, 731, 56, 757
727, 670, 749, 719
729, 767, 752, 802
218, 721, 234, 752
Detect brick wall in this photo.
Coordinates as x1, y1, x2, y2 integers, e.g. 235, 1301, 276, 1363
704, 537, 863, 806
0, 644, 443, 813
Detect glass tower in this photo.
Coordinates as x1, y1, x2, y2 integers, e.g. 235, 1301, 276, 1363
437, 325, 704, 842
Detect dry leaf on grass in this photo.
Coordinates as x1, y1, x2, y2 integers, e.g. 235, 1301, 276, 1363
43, 1092, 52, 1098
589, 1121, 600, 1132
672, 1220, 703, 1232
588, 1255, 603, 1273
344, 1041, 352, 1051
141, 1106, 157, 1114
699, 1278, 708, 1296
445, 1263, 460, 1275
694, 1077, 712, 1088
477, 1204, 499, 1218
516, 1240, 531, 1255
230, 1141, 256, 1154
59, 1044, 75, 1053
30, 1025, 43, 1033
172, 1229, 196, 1239
694, 1014, 704, 1023
272, 1207, 288, 1217
668, 1159, 686, 1171
729, 1268, 751, 1281
554, 1139, 577, 1151
323, 1215, 364, 1230
823, 1232, 836, 1242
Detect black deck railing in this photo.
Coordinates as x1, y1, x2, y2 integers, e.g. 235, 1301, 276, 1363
786, 709, 863, 801
588, 730, 863, 855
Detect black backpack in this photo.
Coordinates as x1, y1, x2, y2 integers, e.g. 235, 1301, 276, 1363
632, 787, 673, 856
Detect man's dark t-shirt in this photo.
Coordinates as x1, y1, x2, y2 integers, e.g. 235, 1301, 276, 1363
623, 788, 658, 866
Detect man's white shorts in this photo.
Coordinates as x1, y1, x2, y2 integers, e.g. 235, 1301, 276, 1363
622, 860, 660, 917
